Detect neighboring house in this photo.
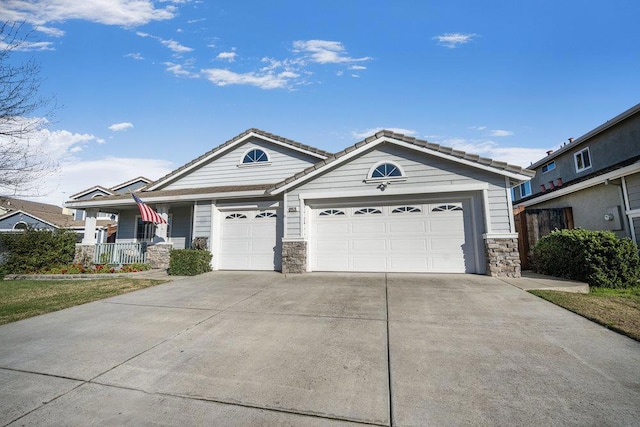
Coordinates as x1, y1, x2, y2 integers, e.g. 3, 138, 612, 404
66, 128, 534, 276
512, 103, 640, 265
0, 197, 111, 241
69, 176, 152, 221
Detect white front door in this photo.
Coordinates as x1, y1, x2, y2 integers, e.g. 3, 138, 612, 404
219, 210, 280, 270
310, 202, 471, 273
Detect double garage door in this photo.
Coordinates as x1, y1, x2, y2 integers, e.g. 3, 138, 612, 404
310, 202, 472, 273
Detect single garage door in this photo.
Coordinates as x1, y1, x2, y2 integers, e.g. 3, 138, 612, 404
219, 210, 281, 270
310, 202, 472, 273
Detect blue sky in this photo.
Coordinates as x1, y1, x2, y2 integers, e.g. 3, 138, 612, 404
2, 0, 639, 206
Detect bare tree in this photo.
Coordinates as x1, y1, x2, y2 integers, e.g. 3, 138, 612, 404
0, 21, 56, 197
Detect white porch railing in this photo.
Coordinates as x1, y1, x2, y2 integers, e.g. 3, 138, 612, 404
94, 243, 147, 265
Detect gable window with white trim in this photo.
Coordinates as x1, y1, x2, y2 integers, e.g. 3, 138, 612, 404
574, 147, 592, 172
13, 221, 27, 230
365, 161, 407, 183
240, 148, 270, 166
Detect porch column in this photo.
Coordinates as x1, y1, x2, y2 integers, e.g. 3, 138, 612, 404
155, 204, 169, 243
81, 208, 98, 245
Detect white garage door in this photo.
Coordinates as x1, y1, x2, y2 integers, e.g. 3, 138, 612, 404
311, 203, 471, 273
219, 210, 280, 270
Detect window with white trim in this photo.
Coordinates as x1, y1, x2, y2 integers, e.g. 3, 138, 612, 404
369, 162, 403, 179
519, 181, 532, 198
225, 213, 247, 219
13, 221, 27, 230
432, 204, 462, 212
574, 147, 592, 172
255, 212, 277, 218
135, 215, 172, 242
392, 206, 421, 214
354, 208, 382, 215
542, 161, 556, 173
242, 148, 269, 164
319, 209, 345, 216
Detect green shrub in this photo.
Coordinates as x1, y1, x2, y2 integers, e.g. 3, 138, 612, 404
169, 249, 212, 276
0, 228, 77, 274
532, 228, 640, 288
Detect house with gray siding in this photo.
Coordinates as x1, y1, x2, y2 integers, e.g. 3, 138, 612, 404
67, 128, 534, 276
513, 103, 640, 245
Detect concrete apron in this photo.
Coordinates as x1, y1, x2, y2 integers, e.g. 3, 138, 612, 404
1, 271, 638, 426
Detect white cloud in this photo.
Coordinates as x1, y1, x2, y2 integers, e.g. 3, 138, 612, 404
293, 40, 371, 64
433, 32, 478, 48
0, 0, 178, 27
125, 52, 144, 60
351, 74, 360, 78
108, 122, 133, 131
161, 38, 193, 54
468, 125, 487, 131
349, 65, 367, 70
490, 129, 514, 137
34, 25, 65, 37
351, 128, 418, 140
164, 62, 199, 78
201, 68, 299, 90
436, 138, 547, 167
0, 39, 54, 51
216, 51, 237, 62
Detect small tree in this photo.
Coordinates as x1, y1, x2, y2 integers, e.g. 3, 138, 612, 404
0, 21, 56, 197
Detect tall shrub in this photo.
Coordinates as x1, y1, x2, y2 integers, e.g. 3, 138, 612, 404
169, 249, 212, 276
532, 228, 640, 288
0, 228, 77, 273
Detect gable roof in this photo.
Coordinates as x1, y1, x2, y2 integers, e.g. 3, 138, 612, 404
110, 176, 152, 192
268, 130, 536, 195
145, 128, 333, 191
529, 102, 640, 169
69, 185, 114, 200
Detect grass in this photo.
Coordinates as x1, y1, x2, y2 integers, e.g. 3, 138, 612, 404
530, 286, 640, 341
0, 278, 167, 325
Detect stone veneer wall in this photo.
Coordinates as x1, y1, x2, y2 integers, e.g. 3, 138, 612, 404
74, 244, 95, 266
147, 243, 173, 270
485, 237, 521, 277
281, 241, 307, 274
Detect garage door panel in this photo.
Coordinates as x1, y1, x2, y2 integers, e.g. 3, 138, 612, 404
389, 221, 426, 233
353, 238, 387, 251
316, 223, 349, 234
352, 222, 386, 234
390, 239, 427, 251
316, 257, 350, 271
431, 237, 464, 251
353, 257, 387, 271
316, 239, 349, 251
223, 224, 251, 237
390, 257, 428, 271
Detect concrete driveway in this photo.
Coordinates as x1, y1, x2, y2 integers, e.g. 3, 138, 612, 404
1, 272, 639, 426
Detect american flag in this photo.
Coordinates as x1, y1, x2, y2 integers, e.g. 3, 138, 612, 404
131, 193, 167, 224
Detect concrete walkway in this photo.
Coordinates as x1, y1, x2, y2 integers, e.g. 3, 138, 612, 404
1, 272, 638, 426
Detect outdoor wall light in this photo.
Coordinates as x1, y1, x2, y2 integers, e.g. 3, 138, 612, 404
604, 213, 614, 221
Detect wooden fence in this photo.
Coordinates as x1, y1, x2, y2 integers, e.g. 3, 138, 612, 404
514, 207, 574, 269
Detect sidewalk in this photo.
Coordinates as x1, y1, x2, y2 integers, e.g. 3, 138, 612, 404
500, 271, 589, 293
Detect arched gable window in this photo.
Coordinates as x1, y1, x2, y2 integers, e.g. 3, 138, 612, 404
13, 221, 27, 230
242, 148, 269, 164
367, 161, 406, 182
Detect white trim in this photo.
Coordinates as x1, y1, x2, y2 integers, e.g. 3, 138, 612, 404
0, 210, 60, 230
110, 177, 151, 192
65, 189, 270, 209
482, 189, 492, 234
69, 186, 114, 200
483, 233, 518, 239
211, 202, 220, 270
505, 176, 515, 233
146, 131, 328, 191
270, 136, 532, 195
574, 147, 592, 173
516, 162, 640, 208
12, 221, 28, 230
297, 183, 489, 202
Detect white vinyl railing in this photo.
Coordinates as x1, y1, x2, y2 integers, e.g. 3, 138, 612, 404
94, 243, 147, 265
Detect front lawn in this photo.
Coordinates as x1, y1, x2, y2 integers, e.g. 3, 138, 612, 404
530, 286, 640, 341
0, 278, 167, 325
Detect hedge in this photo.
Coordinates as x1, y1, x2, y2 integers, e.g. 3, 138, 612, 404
169, 249, 212, 276
532, 228, 640, 288
0, 228, 77, 274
